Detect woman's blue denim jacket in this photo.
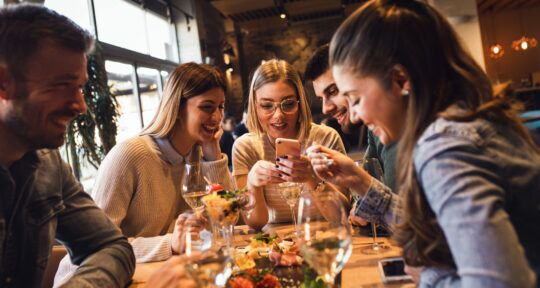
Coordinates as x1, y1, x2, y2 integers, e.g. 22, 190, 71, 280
354, 117, 539, 287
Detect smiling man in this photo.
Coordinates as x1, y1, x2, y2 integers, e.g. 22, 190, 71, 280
305, 44, 398, 191
0, 4, 134, 287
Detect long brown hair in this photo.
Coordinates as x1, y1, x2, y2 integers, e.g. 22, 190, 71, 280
330, 0, 536, 268
140, 62, 226, 138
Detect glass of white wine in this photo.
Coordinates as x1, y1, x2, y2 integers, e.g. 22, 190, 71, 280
356, 158, 390, 255
297, 187, 352, 287
277, 182, 303, 232
181, 161, 209, 213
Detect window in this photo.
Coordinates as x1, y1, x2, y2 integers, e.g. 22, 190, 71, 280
94, 0, 178, 62
146, 12, 178, 61
44, 0, 94, 33
137, 67, 162, 126
106, 60, 141, 143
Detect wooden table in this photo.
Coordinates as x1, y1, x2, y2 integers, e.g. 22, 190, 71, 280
130, 225, 414, 287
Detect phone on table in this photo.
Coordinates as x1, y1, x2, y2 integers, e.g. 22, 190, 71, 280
275, 138, 301, 158
378, 257, 413, 283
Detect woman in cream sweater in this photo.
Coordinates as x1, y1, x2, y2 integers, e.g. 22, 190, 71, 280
55, 63, 234, 285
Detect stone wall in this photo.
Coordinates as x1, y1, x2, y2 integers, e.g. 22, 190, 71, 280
231, 17, 343, 120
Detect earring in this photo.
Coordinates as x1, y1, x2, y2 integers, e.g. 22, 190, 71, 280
401, 89, 410, 96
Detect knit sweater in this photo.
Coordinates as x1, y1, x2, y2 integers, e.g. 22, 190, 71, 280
54, 135, 233, 285
232, 123, 346, 223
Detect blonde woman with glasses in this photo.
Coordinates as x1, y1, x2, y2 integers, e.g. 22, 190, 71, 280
232, 59, 349, 230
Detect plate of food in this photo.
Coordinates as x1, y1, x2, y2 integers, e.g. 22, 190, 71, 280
229, 233, 334, 288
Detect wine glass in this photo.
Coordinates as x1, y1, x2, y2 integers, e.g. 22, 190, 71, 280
277, 182, 303, 233
297, 187, 352, 286
181, 211, 233, 287
356, 158, 390, 254
181, 162, 209, 214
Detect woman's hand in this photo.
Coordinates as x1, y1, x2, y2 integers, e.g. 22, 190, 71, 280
144, 255, 199, 288
201, 127, 223, 161
171, 213, 206, 254
247, 160, 284, 188
404, 265, 424, 283
349, 201, 368, 226
276, 154, 319, 187
307, 145, 372, 196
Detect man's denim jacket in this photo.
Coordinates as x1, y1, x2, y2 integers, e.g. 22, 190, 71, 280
355, 117, 539, 287
0, 149, 135, 287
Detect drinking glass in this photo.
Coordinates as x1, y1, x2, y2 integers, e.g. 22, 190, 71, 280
181, 211, 232, 287
356, 158, 390, 254
203, 194, 240, 251
297, 187, 352, 286
181, 162, 209, 214
277, 182, 303, 232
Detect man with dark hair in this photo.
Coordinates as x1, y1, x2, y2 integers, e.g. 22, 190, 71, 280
305, 44, 364, 153
0, 4, 135, 287
305, 44, 398, 225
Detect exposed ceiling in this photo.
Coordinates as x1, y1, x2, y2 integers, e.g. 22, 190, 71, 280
477, 0, 540, 14
210, 0, 366, 32
210, 0, 540, 32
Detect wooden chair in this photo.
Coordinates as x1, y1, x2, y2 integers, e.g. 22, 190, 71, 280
41, 245, 67, 288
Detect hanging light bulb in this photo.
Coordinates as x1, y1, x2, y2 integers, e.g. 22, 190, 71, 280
489, 44, 504, 59
512, 36, 538, 51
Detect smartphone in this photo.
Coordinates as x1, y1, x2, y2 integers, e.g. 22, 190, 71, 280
275, 138, 301, 158
378, 257, 413, 283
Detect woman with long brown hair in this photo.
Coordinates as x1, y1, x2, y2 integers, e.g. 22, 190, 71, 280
308, 0, 539, 286
55, 63, 234, 285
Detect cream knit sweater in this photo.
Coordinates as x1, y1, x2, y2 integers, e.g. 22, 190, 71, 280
54, 135, 233, 286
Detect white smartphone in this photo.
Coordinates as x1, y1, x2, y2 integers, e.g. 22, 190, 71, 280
378, 257, 413, 283
275, 138, 301, 158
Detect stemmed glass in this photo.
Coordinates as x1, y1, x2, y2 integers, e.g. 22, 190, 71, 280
181, 162, 209, 214
356, 158, 390, 254
181, 211, 233, 287
277, 182, 303, 233
297, 187, 352, 287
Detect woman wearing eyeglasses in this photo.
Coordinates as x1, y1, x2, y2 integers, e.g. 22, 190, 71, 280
54, 63, 234, 285
232, 59, 349, 230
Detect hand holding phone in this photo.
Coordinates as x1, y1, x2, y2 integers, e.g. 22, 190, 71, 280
378, 257, 413, 283
275, 138, 301, 158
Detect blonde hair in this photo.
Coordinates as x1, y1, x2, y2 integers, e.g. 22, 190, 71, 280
246, 59, 312, 140
140, 62, 226, 138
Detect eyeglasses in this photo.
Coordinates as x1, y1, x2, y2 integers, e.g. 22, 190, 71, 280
257, 99, 299, 115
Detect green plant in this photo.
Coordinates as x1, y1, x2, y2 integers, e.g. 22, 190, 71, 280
66, 43, 119, 176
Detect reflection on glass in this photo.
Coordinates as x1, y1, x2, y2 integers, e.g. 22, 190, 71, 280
137, 67, 161, 126
44, 0, 93, 33
106, 60, 141, 143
